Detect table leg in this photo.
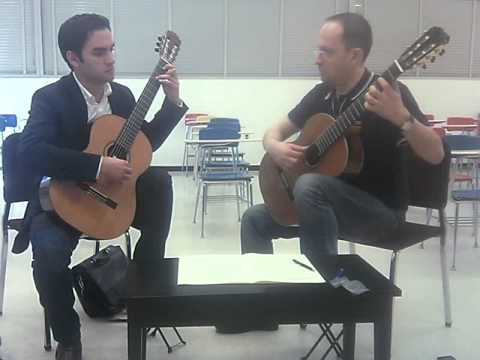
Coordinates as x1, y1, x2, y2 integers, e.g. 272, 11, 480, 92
128, 322, 145, 360
343, 322, 356, 360
374, 298, 393, 360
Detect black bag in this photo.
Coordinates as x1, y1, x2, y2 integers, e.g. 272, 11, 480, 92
72, 245, 128, 318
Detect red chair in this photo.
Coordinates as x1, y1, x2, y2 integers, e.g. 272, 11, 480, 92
183, 113, 209, 174
446, 116, 475, 125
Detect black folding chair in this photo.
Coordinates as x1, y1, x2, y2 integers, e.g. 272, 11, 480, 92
1, 133, 185, 353
303, 141, 452, 359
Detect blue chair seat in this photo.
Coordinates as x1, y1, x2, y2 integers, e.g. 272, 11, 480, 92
202, 171, 252, 182
451, 189, 480, 201
204, 160, 250, 168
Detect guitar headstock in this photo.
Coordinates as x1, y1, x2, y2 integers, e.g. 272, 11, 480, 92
397, 27, 449, 71
155, 30, 181, 65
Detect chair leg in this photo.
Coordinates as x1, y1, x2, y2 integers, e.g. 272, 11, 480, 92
474, 200, 479, 248
0, 203, 11, 315
389, 251, 399, 285
452, 203, 459, 270
439, 229, 453, 327
193, 181, 202, 223
201, 183, 206, 238
249, 182, 254, 207
342, 322, 355, 360
235, 184, 241, 222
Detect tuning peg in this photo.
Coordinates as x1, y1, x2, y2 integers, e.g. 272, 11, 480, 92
422, 64, 427, 69
430, 56, 436, 63
439, 49, 445, 56
154, 48, 159, 52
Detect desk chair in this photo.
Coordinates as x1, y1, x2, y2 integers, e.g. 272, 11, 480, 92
193, 127, 253, 237
0, 115, 17, 144
364, 142, 452, 326
1, 134, 184, 353
182, 113, 209, 175
444, 135, 480, 269
303, 142, 452, 359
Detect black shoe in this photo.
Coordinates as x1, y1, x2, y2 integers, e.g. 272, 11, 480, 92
55, 338, 82, 360
215, 321, 279, 334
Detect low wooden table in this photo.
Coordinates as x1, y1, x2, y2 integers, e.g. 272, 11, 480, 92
127, 254, 401, 360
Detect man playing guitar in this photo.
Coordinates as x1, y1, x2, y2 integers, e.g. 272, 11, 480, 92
17, 14, 187, 360
232, 13, 444, 333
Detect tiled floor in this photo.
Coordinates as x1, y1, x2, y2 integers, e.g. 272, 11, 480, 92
0, 173, 478, 360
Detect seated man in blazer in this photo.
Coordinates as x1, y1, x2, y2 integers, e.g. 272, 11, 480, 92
17, 13, 187, 360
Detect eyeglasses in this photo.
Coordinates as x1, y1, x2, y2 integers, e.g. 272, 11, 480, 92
313, 48, 336, 58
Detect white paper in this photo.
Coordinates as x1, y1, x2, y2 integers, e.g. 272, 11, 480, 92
177, 254, 325, 285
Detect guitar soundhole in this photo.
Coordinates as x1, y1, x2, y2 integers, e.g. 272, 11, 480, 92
305, 146, 321, 167
106, 143, 129, 161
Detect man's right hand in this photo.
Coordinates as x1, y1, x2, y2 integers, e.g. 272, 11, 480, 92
97, 156, 133, 184
269, 142, 307, 170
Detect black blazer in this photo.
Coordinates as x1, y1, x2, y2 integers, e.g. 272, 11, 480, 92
14, 73, 187, 253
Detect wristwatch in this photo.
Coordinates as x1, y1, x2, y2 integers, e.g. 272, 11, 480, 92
400, 114, 415, 132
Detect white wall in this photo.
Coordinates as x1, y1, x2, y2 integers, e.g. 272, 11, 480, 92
1, 76, 479, 165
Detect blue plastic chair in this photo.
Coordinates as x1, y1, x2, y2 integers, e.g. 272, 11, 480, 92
444, 134, 480, 269
0, 114, 18, 143
193, 127, 253, 237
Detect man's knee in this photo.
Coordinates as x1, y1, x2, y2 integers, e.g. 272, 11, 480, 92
293, 173, 333, 205
31, 239, 73, 274
241, 204, 267, 228
140, 167, 172, 191
30, 215, 77, 274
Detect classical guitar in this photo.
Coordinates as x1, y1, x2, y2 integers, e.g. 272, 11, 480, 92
259, 27, 450, 226
40, 31, 181, 239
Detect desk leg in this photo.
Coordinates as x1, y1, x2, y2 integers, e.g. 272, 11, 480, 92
128, 322, 146, 360
343, 322, 356, 360
374, 297, 393, 360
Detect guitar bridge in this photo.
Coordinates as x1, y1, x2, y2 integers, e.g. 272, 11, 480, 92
77, 183, 118, 209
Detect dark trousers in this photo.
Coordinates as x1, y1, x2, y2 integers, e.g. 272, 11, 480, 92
30, 167, 173, 345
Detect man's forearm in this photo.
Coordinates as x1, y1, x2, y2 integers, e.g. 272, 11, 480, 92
402, 117, 445, 165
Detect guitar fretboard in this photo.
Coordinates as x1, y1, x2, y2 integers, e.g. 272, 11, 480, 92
305, 62, 403, 166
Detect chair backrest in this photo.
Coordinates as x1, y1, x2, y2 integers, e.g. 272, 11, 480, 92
185, 113, 208, 124
446, 116, 475, 125
208, 118, 241, 132
0, 114, 17, 128
2, 133, 38, 204
444, 134, 480, 150
199, 127, 240, 140
398, 141, 451, 210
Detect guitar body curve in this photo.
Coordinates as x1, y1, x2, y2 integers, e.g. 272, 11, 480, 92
259, 113, 350, 226
48, 114, 153, 239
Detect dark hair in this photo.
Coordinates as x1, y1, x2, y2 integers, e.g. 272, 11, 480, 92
58, 13, 111, 70
325, 12, 372, 60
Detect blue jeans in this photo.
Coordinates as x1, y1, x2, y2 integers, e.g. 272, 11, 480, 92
241, 174, 402, 256
30, 167, 173, 345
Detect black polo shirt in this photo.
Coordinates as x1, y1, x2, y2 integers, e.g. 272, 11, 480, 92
288, 70, 426, 211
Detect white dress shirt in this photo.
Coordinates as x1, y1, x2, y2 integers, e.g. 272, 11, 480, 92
73, 72, 113, 178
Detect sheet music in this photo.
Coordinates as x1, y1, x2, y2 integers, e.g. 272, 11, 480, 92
177, 254, 325, 285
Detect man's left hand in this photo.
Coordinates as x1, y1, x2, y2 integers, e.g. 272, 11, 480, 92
156, 63, 180, 104
364, 77, 410, 127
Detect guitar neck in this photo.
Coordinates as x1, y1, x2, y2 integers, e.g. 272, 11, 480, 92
306, 63, 403, 164
112, 59, 169, 156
